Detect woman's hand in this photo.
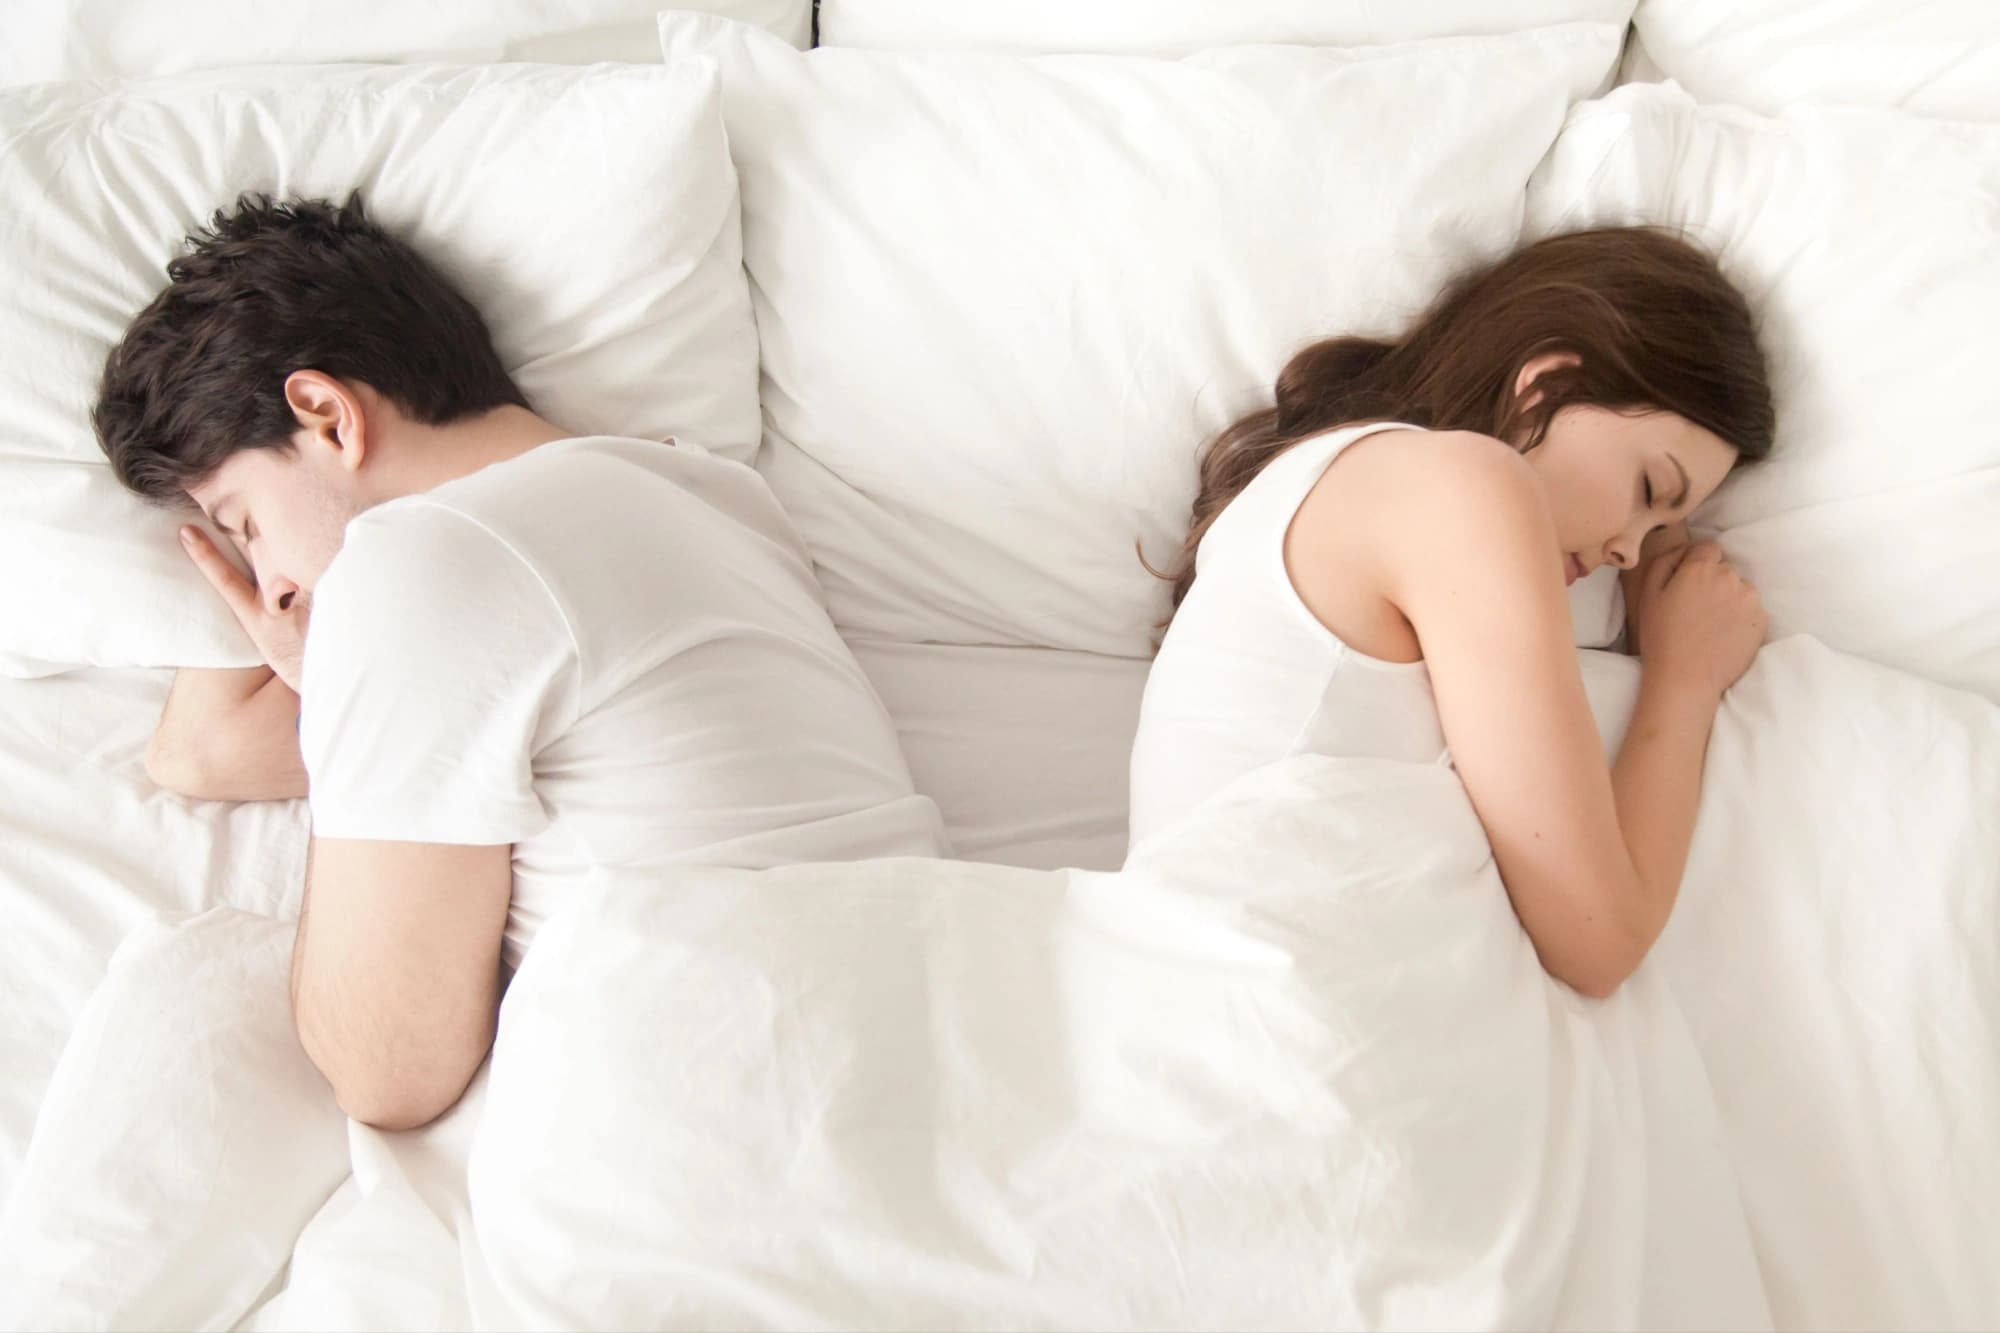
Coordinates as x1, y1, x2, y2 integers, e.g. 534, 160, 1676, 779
1632, 539, 1768, 702
180, 526, 309, 692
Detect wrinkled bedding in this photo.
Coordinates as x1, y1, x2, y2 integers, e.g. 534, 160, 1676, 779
5, 636, 1994, 1330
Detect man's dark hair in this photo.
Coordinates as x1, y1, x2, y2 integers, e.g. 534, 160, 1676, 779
94, 192, 530, 505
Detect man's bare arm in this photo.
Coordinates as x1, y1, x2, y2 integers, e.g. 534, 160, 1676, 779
147, 666, 307, 802
292, 837, 512, 1130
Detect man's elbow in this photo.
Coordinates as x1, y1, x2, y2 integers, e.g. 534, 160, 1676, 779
146, 727, 223, 800
332, 1076, 465, 1132
298, 1012, 490, 1131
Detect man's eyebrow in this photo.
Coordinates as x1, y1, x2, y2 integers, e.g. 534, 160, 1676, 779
1668, 454, 1690, 510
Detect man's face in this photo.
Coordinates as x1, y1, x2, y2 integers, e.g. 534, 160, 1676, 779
187, 442, 365, 617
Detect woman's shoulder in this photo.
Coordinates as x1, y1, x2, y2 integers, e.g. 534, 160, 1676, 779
1299, 427, 1547, 542
1281, 427, 1551, 658
1346, 425, 1529, 477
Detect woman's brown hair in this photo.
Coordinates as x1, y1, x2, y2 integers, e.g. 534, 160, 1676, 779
1148, 226, 1776, 614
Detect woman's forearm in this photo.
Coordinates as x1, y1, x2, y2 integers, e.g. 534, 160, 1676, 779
147, 666, 308, 801
1608, 670, 1720, 949
1621, 523, 1693, 656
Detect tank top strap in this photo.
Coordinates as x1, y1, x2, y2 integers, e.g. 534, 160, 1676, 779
1268, 419, 1425, 512
1204, 420, 1425, 568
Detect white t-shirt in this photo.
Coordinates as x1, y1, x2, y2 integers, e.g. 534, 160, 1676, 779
300, 436, 948, 967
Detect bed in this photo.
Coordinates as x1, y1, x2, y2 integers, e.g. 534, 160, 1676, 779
2, 1, 1997, 1328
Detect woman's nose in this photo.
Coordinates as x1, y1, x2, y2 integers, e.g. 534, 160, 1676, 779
1605, 536, 1642, 570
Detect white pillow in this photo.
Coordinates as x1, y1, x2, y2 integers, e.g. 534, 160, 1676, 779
1631, 0, 2000, 120
1527, 83, 2000, 701
0, 0, 812, 84
820, 0, 1635, 55
659, 13, 1623, 657
0, 63, 758, 672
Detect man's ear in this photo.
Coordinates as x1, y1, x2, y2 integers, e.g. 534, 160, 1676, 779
1511, 349, 1583, 411
282, 370, 369, 474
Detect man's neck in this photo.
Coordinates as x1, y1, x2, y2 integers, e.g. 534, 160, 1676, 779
375, 404, 577, 501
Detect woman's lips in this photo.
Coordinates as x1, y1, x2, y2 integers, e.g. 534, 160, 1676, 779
1565, 554, 1584, 586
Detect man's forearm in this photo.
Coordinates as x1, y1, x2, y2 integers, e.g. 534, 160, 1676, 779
147, 666, 308, 801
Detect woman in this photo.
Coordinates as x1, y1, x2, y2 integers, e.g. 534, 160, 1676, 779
1129, 227, 1775, 999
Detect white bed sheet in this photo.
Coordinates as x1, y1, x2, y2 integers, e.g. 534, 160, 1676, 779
11, 634, 1989, 1330
851, 641, 1148, 873
6, 609, 1991, 1330
0, 669, 306, 1201
472, 636, 2000, 1331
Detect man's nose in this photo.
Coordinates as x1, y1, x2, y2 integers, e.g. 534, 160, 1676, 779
262, 577, 300, 617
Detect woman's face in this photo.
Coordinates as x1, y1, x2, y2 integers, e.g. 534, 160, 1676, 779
1514, 370, 1740, 584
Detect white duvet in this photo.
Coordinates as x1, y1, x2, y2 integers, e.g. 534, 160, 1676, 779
6, 635, 1995, 1330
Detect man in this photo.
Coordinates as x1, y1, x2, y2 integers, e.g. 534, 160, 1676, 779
95, 193, 947, 1130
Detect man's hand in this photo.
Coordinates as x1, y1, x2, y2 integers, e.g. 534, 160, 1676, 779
181, 526, 309, 691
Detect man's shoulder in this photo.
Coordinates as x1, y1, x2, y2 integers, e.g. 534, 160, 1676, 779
336, 492, 529, 582
409, 435, 744, 541
447, 434, 804, 582
337, 439, 653, 581
316, 433, 799, 649
315, 494, 566, 649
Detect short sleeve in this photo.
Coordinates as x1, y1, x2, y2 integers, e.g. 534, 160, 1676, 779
299, 501, 581, 846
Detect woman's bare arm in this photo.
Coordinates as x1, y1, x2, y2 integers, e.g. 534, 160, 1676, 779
1384, 440, 1684, 995
1299, 434, 1757, 997
147, 666, 307, 802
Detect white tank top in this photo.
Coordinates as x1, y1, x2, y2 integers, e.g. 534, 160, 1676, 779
1127, 421, 1447, 850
